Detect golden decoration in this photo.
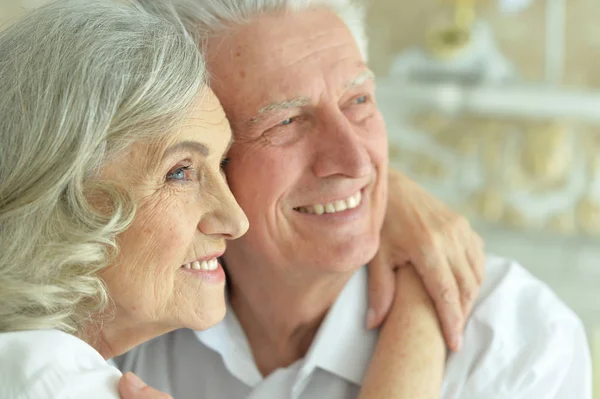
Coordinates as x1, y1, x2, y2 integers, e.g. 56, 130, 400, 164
576, 196, 600, 236
411, 155, 448, 179
402, 109, 600, 236
519, 122, 572, 188
480, 128, 508, 179
410, 112, 452, 135
470, 186, 505, 223
427, 0, 487, 60
434, 118, 483, 155
503, 205, 529, 229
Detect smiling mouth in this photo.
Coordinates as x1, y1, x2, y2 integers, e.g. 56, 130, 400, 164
294, 190, 362, 215
182, 258, 219, 271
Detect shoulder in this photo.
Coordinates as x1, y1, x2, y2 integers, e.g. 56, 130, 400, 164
0, 329, 122, 399
443, 255, 592, 398
474, 255, 584, 336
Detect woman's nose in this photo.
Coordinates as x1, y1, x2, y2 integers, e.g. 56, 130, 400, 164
197, 176, 249, 240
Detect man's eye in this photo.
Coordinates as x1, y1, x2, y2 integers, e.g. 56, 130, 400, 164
353, 95, 368, 104
166, 166, 191, 181
220, 157, 231, 169
279, 117, 294, 126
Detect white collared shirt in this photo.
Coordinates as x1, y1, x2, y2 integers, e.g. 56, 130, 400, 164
116, 255, 592, 399
0, 329, 122, 399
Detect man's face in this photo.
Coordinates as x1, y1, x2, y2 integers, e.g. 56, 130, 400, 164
207, 8, 388, 273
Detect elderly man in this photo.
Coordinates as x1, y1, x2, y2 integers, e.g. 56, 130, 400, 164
116, 1, 592, 398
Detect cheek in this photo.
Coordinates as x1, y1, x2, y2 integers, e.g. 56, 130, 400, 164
227, 149, 298, 217
105, 202, 195, 304
361, 114, 389, 165
129, 204, 191, 262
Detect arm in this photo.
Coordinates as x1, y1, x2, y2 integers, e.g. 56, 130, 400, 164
367, 167, 485, 351
358, 266, 446, 399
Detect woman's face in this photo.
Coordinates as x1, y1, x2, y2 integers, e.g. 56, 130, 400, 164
99, 89, 248, 333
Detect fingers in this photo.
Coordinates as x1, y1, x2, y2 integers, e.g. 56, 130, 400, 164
366, 252, 396, 330
415, 251, 464, 352
118, 372, 173, 399
457, 216, 485, 284
453, 257, 480, 319
467, 241, 486, 284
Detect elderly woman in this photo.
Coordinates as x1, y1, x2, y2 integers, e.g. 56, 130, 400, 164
0, 1, 249, 397
0, 1, 487, 398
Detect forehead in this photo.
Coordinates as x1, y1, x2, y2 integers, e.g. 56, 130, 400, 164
147, 90, 231, 163
179, 89, 229, 137
206, 8, 367, 125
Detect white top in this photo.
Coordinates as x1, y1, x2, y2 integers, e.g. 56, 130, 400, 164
116, 255, 592, 399
0, 329, 122, 399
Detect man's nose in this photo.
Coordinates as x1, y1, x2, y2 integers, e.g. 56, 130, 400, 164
311, 111, 371, 179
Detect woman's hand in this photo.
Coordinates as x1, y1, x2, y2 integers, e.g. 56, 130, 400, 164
119, 372, 173, 399
366, 168, 485, 351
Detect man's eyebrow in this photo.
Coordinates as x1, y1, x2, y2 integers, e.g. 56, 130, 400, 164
344, 69, 376, 93
245, 70, 375, 127
247, 96, 311, 126
162, 141, 209, 160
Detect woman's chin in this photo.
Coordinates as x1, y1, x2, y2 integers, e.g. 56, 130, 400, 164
181, 301, 227, 332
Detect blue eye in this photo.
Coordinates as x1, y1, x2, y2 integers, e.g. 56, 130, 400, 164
354, 95, 368, 104
166, 166, 190, 181
280, 118, 293, 126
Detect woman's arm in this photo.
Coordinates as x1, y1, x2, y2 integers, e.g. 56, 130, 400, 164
367, 167, 485, 351
359, 266, 446, 399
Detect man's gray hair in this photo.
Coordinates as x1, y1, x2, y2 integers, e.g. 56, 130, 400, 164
172, 0, 368, 61
0, 0, 206, 334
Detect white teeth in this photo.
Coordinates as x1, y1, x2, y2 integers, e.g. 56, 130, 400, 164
297, 191, 362, 215
184, 258, 219, 271
346, 195, 357, 209
334, 200, 347, 212
354, 191, 362, 206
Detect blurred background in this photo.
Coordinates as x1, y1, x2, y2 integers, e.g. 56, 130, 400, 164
369, 0, 600, 394
1, 0, 598, 395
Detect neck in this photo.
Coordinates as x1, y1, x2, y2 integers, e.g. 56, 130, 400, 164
81, 312, 173, 360
224, 251, 354, 377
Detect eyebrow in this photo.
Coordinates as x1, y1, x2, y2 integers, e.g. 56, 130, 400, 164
344, 69, 376, 93
162, 134, 234, 161
247, 69, 376, 127
162, 141, 209, 160
248, 97, 311, 126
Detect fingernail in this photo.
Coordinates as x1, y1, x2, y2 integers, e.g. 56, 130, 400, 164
366, 308, 376, 329
125, 373, 145, 390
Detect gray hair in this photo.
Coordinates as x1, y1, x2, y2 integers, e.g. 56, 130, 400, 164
171, 0, 368, 61
0, 0, 206, 334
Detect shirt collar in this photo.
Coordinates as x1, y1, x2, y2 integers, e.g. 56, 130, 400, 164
194, 266, 377, 388
297, 266, 377, 386
194, 302, 263, 387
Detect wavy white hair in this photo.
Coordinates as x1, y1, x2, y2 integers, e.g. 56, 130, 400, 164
0, 0, 206, 334
170, 0, 368, 61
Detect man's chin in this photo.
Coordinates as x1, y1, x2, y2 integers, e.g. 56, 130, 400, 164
315, 236, 380, 272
